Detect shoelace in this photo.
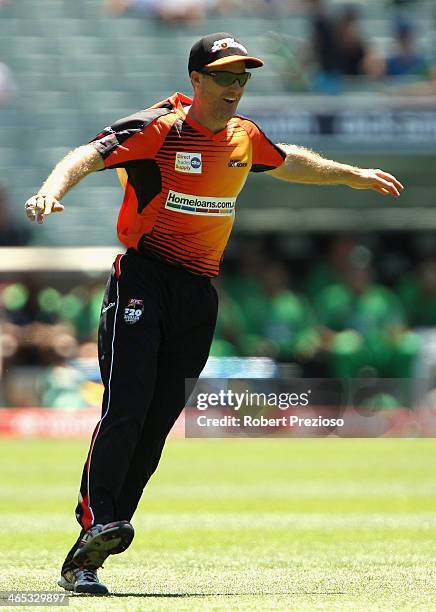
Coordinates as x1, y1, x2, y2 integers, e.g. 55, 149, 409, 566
77, 569, 98, 583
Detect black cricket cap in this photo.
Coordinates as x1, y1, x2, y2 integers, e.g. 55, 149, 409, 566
188, 32, 264, 74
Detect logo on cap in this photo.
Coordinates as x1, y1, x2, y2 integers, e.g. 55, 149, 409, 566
211, 37, 247, 55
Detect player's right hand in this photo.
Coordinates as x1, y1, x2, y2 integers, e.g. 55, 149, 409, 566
24, 194, 64, 224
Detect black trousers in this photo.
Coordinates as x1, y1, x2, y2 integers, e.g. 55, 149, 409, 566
62, 249, 217, 571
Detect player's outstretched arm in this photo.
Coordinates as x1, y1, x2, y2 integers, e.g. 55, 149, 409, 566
267, 144, 404, 197
24, 144, 104, 224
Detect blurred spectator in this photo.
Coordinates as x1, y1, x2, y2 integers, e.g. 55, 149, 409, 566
397, 259, 436, 327
105, 0, 211, 24
202, 0, 300, 16
105, 0, 156, 16
61, 281, 105, 343
304, 233, 357, 301
257, 261, 320, 363
314, 247, 420, 378
224, 238, 265, 304
0, 184, 31, 246
156, 0, 210, 25
306, 0, 338, 76
385, 20, 431, 78
302, 1, 382, 93
334, 5, 382, 78
209, 279, 246, 356
234, 260, 321, 366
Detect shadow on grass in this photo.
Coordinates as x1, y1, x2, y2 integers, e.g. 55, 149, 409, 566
70, 591, 348, 598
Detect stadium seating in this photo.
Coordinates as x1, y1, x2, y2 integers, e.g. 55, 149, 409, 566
0, 0, 434, 243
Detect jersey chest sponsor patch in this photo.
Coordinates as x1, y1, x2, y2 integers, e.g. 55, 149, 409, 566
175, 152, 202, 174
165, 190, 235, 216
124, 298, 144, 324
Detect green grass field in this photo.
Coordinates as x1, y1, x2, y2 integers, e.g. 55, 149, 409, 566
0, 438, 435, 611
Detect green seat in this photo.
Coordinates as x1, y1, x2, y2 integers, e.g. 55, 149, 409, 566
8, 0, 67, 19
59, 36, 112, 58
116, 52, 179, 75
62, 72, 115, 92
75, 90, 139, 113
47, 18, 97, 37
59, 54, 115, 74
106, 18, 159, 39
6, 53, 59, 75
123, 71, 189, 93
16, 71, 68, 91
7, 36, 59, 56
0, 147, 20, 168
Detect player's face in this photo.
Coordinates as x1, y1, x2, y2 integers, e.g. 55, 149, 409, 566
195, 61, 248, 125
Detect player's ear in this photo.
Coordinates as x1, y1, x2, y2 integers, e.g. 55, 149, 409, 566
190, 70, 201, 88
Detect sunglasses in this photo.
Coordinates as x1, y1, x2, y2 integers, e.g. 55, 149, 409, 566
199, 69, 251, 87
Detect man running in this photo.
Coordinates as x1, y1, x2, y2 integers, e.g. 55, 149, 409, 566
24, 32, 403, 595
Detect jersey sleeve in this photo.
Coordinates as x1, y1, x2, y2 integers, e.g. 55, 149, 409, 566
241, 119, 286, 173
90, 109, 170, 170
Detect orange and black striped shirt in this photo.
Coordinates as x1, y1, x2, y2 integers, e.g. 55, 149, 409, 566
92, 92, 285, 277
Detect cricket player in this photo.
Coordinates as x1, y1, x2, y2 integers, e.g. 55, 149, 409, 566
24, 33, 403, 595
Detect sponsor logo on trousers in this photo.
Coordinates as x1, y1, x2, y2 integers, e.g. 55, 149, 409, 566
102, 302, 115, 314
124, 298, 144, 325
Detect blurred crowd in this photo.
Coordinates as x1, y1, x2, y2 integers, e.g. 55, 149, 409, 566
101, 0, 436, 95
0, 0, 434, 101
104, 0, 311, 22
301, 0, 434, 93
104, 0, 427, 23
0, 0, 435, 407
0, 273, 104, 408
2, 232, 436, 407
213, 235, 426, 381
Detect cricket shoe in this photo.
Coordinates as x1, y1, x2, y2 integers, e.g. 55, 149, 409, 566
57, 567, 109, 595
72, 520, 134, 570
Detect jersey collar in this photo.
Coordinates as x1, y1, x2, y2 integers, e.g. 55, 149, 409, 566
169, 92, 232, 141
169, 91, 193, 111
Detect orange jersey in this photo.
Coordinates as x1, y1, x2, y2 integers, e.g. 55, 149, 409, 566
92, 92, 285, 277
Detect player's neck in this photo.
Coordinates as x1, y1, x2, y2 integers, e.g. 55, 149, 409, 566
187, 102, 227, 134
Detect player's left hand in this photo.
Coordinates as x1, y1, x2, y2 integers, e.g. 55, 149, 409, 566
348, 169, 404, 197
